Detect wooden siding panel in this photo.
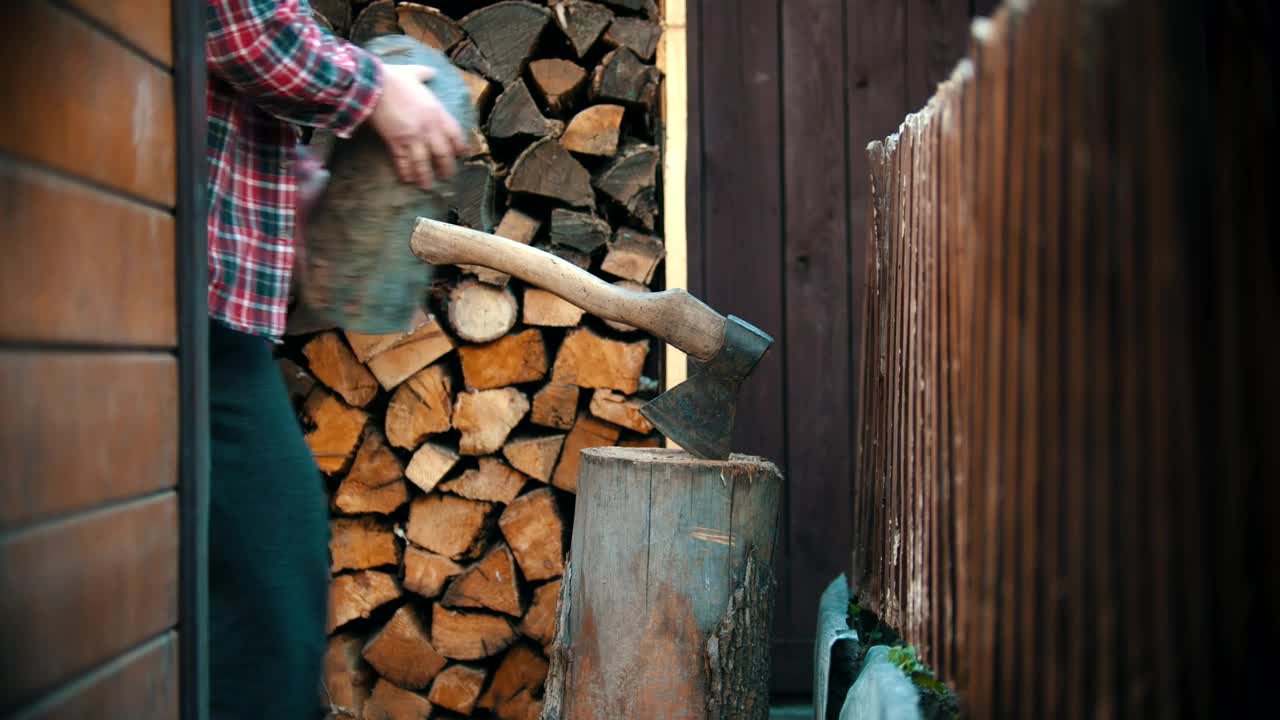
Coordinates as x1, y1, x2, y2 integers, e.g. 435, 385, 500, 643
0, 163, 177, 346
781, 0, 853, 648
21, 633, 180, 720
60, 0, 174, 67
0, 493, 180, 708
0, 2, 176, 206
0, 352, 179, 530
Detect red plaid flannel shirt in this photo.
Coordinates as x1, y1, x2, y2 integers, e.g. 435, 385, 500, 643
206, 0, 383, 340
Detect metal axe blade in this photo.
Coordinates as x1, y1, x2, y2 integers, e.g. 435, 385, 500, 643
640, 316, 773, 460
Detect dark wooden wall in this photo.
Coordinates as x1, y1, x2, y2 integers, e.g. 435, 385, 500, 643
685, 0, 987, 694
853, 0, 1277, 716
0, 2, 206, 717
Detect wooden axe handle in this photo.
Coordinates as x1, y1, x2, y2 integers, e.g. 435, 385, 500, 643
411, 218, 725, 361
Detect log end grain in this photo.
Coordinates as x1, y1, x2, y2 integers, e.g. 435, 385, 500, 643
530, 383, 580, 430
428, 664, 488, 715
407, 493, 496, 560
498, 488, 564, 581
448, 280, 519, 343
521, 288, 586, 328
324, 633, 376, 718
439, 457, 528, 504
502, 434, 567, 483
403, 546, 465, 599
362, 605, 449, 690
505, 138, 594, 208
560, 104, 625, 157
330, 515, 400, 573
404, 442, 460, 494
588, 388, 653, 434
431, 604, 518, 661
550, 327, 649, 393
328, 570, 403, 634
385, 364, 453, 451
458, 329, 548, 390
518, 579, 562, 647
552, 413, 622, 492
303, 390, 370, 474
442, 543, 524, 617
454, 388, 530, 456
362, 678, 434, 720
334, 430, 411, 515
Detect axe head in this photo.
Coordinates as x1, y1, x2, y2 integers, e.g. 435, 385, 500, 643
639, 315, 773, 460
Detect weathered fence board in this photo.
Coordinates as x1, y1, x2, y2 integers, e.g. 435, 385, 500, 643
853, 0, 1277, 715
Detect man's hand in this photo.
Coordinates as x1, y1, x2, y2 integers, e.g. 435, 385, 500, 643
368, 64, 468, 190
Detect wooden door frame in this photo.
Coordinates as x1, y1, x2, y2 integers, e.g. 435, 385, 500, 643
659, 0, 689, 401
174, 1, 210, 718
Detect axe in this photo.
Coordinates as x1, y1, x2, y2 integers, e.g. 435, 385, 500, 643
410, 218, 773, 461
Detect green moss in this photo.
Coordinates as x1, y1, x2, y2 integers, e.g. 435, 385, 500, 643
847, 599, 961, 720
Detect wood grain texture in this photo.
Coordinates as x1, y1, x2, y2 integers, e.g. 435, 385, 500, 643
0, 352, 177, 530
21, 632, 179, 720
0, 2, 175, 206
60, 0, 174, 66
0, 493, 179, 708
553, 448, 781, 718
0, 163, 176, 345
781, 0, 852, 643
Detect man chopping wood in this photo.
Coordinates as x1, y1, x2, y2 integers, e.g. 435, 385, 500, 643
204, 1, 466, 716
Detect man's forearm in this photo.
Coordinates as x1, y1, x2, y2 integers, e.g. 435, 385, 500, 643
206, 0, 382, 137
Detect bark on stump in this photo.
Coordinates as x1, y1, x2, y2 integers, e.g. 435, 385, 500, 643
543, 448, 783, 720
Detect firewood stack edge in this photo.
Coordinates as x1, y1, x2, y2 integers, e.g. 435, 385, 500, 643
279, 1, 668, 718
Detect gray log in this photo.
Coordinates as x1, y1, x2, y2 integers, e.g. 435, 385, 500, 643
543, 447, 783, 719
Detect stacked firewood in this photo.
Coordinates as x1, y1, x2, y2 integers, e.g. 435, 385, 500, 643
280, 1, 666, 718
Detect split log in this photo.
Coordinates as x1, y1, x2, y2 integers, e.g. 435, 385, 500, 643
362, 679, 434, 720
350, 0, 402, 44
454, 388, 530, 455
601, 228, 665, 284
439, 457, 528, 504
519, 579, 561, 646
594, 144, 658, 230
459, 1, 552, 84
385, 364, 452, 451
330, 516, 399, 572
395, 3, 463, 51
547, 448, 783, 719
601, 280, 647, 332
502, 434, 566, 483
476, 644, 549, 719
619, 434, 663, 448
551, 0, 613, 58
347, 311, 454, 390
591, 47, 659, 109
405, 442, 460, 494
487, 80, 563, 140
442, 543, 523, 616
323, 633, 376, 718
552, 413, 622, 492
506, 138, 595, 208
522, 288, 585, 328
531, 383, 580, 430
448, 160, 497, 232
304, 331, 379, 407
560, 104, 625, 157
328, 570, 402, 633
311, 0, 353, 38
403, 546, 464, 598
303, 390, 369, 474
333, 430, 410, 515
603, 16, 661, 61
428, 664, 488, 715
363, 605, 449, 690
460, 69, 495, 113
549, 208, 611, 253
432, 605, 517, 660
447, 280, 519, 343
450, 40, 498, 83
551, 327, 649, 393
458, 329, 548, 390
499, 488, 565, 581
588, 389, 653, 433
460, 208, 541, 286
529, 59, 587, 115
279, 357, 316, 407
407, 493, 495, 561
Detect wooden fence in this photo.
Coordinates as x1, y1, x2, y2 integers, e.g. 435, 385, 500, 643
851, 0, 1276, 716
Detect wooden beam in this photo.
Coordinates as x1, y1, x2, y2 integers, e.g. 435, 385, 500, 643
657, 0, 688, 449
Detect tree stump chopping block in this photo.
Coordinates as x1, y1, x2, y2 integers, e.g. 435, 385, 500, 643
542, 448, 783, 720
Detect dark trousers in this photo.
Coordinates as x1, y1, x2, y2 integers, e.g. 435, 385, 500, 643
208, 319, 329, 719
